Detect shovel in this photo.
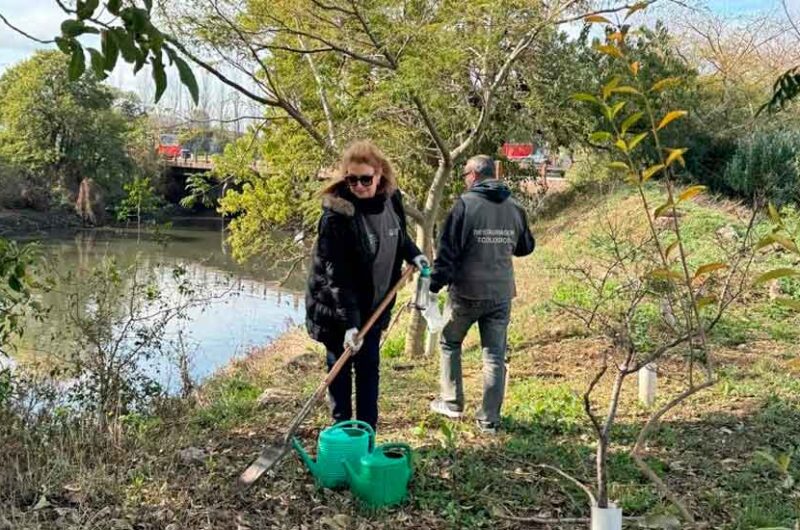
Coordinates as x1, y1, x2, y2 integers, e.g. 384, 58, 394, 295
236, 266, 416, 490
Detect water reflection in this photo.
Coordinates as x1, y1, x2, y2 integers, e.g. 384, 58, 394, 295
19, 222, 306, 392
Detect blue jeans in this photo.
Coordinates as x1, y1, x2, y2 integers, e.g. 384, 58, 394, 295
439, 296, 511, 424
326, 326, 381, 430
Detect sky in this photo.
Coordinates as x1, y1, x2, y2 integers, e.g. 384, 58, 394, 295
0, 0, 794, 97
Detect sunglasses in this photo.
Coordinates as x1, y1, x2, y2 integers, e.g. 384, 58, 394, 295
345, 174, 375, 187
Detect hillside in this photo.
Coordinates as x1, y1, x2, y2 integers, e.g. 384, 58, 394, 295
5, 184, 800, 530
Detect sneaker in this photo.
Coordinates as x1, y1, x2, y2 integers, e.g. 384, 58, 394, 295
476, 420, 499, 435
429, 398, 463, 419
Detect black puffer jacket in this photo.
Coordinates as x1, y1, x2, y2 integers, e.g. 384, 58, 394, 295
305, 185, 422, 349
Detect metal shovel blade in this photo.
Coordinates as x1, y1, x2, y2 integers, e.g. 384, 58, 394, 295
236, 441, 290, 490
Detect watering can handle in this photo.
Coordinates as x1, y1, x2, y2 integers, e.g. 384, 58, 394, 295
333, 420, 375, 449
378, 443, 413, 471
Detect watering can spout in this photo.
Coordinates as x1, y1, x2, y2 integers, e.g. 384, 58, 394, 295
291, 437, 319, 477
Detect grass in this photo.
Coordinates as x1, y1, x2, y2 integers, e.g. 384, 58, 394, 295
3, 184, 800, 529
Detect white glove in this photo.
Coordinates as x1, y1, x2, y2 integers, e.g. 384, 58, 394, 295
344, 327, 363, 352
413, 254, 431, 271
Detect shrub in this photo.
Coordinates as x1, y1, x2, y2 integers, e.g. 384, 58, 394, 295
721, 130, 800, 206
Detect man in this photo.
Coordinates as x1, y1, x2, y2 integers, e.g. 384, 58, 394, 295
428, 154, 535, 434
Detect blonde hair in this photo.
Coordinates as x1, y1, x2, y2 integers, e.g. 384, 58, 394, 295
321, 140, 397, 196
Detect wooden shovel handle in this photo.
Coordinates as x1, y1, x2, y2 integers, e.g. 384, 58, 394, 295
283, 266, 415, 439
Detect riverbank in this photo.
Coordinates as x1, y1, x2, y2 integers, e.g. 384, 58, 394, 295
4, 185, 800, 529
0, 208, 81, 237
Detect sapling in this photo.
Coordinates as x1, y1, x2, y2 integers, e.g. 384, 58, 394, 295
534, 11, 796, 528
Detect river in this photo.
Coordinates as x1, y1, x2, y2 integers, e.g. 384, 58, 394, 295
13, 217, 306, 393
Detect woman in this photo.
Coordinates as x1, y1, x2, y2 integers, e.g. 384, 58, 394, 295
306, 141, 428, 431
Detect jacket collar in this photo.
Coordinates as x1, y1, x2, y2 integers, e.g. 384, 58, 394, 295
321, 193, 356, 217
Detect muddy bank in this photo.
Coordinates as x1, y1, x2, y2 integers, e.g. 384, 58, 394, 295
0, 209, 81, 238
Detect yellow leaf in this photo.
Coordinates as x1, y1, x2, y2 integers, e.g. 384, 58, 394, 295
585, 15, 613, 24
608, 161, 630, 171
625, 1, 650, 20
665, 240, 679, 259
650, 77, 681, 92
629, 61, 641, 76
754, 268, 800, 285
596, 44, 624, 59
678, 185, 706, 202
658, 110, 687, 130
610, 101, 626, 119
608, 31, 624, 42
665, 148, 688, 167
641, 164, 665, 183
648, 268, 682, 282
614, 138, 628, 152
694, 262, 728, 278
573, 93, 602, 105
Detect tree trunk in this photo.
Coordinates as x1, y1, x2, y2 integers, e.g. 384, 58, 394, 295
404, 223, 434, 357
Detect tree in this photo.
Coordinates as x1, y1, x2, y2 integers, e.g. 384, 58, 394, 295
164, 0, 637, 355
0, 51, 132, 203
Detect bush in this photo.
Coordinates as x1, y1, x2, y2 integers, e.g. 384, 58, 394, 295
721, 130, 800, 206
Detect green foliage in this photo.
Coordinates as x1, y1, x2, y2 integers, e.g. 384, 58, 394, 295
505, 379, 584, 435
54, 0, 198, 104
0, 238, 42, 358
0, 51, 141, 205
762, 67, 800, 114
192, 376, 261, 429
721, 131, 800, 206
116, 176, 163, 224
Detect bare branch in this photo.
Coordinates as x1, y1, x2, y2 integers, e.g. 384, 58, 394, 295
0, 13, 55, 44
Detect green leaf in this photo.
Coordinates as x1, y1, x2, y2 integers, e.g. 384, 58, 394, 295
55, 36, 73, 54
610, 100, 626, 119
174, 55, 199, 105
8, 275, 22, 292
768, 203, 784, 228
756, 233, 799, 253
654, 201, 674, 218
608, 161, 630, 171
108, 0, 122, 15
695, 262, 728, 278
621, 112, 643, 134
641, 163, 665, 183
68, 44, 86, 81
614, 138, 628, 153
657, 110, 688, 130
114, 28, 138, 62
754, 268, 800, 285
650, 77, 681, 92
151, 55, 167, 103
628, 132, 648, 150
610, 86, 641, 96
696, 295, 717, 310
76, 0, 99, 20
88, 48, 107, 79
572, 93, 602, 105
590, 131, 613, 143
603, 76, 621, 100
61, 19, 87, 38
101, 30, 119, 71
678, 185, 706, 202
665, 148, 688, 167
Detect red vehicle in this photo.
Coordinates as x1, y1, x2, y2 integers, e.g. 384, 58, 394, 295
156, 133, 181, 158
501, 143, 534, 160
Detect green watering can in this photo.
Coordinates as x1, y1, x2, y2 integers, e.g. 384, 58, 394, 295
291, 420, 374, 489
343, 442, 413, 508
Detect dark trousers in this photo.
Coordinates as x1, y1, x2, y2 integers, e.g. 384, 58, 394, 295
326, 326, 381, 430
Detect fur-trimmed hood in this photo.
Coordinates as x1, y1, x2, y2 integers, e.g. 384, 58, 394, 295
321, 193, 356, 217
